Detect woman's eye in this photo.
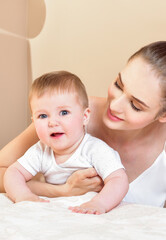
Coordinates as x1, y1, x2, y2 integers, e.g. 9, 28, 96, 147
60, 110, 69, 116
39, 114, 48, 119
131, 101, 141, 112
114, 81, 122, 90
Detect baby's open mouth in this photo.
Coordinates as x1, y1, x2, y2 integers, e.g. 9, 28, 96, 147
50, 133, 64, 137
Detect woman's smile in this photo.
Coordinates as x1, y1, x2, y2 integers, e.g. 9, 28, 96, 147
107, 108, 124, 122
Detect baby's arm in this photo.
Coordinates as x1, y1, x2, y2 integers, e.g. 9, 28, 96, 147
4, 161, 49, 203
69, 168, 129, 214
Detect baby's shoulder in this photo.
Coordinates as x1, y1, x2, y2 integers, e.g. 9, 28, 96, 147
85, 134, 112, 152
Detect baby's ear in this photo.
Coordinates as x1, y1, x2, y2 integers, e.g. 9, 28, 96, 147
158, 112, 166, 123
31, 116, 34, 122
83, 108, 91, 126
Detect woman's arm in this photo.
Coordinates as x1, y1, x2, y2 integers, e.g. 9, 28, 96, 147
0, 123, 38, 167
27, 168, 103, 197
0, 123, 38, 192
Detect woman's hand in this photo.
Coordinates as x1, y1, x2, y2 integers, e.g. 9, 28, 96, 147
65, 168, 103, 196
23, 169, 103, 198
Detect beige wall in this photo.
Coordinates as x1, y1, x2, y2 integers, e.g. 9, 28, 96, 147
29, 0, 166, 98
0, 0, 28, 149
1, 0, 166, 148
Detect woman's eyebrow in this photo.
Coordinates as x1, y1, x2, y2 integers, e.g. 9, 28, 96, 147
118, 73, 124, 86
119, 72, 150, 109
132, 96, 150, 108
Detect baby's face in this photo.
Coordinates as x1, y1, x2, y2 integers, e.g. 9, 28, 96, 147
30, 90, 90, 155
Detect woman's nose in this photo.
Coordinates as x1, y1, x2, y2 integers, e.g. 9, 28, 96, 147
110, 94, 126, 113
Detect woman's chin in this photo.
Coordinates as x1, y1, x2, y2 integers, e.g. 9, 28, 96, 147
102, 112, 124, 131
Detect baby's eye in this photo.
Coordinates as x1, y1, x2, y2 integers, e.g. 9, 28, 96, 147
59, 110, 69, 116
38, 114, 48, 119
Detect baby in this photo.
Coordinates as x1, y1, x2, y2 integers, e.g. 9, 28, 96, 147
4, 71, 128, 214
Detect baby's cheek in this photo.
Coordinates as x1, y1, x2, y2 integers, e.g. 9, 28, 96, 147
35, 124, 46, 140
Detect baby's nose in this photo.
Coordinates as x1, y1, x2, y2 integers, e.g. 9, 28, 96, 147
48, 117, 59, 127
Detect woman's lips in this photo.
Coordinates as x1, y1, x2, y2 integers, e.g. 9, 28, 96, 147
107, 108, 123, 122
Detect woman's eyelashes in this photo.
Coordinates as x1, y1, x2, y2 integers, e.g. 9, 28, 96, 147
114, 80, 142, 112
131, 101, 141, 112
114, 80, 122, 90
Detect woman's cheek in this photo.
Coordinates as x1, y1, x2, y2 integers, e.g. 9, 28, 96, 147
126, 114, 152, 129
108, 83, 119, 102
107, 84, 114, 98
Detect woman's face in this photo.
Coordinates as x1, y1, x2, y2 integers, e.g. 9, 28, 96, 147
103, 56, 163, 131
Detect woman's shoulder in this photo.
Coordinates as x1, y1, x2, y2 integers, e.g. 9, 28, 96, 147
159, 124, 166, 152
87, 96, 107, 136
89, 96, 107, 109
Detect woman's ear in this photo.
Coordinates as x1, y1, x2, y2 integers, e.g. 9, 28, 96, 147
83, 108, 91, 126
158, 112, 166, 123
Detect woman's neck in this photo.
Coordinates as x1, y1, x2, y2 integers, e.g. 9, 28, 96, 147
101, 120, 165, 149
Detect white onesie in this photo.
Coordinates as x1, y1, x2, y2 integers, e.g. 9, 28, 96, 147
18, 133, 124, 184
123, 143, 166, 207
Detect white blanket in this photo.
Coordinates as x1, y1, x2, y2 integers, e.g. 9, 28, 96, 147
0, 192, 166, 240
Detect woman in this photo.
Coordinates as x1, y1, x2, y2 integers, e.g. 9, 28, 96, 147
0, 41, 166, 207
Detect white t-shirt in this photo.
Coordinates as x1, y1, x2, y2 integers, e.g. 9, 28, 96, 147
18, 133, 124, 184
123, 143, 166, 207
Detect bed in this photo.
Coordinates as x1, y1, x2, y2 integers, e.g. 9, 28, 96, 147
1, 192, 166, 240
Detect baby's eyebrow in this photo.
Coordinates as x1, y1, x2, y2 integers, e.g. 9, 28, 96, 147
57, 106, 71, 109
34, 110, 46, 114
32, 110, 47, 117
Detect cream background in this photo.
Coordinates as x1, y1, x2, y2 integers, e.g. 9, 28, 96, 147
0, 0, 28, 149
29, 0, 166, 96
1, 0, 166, 148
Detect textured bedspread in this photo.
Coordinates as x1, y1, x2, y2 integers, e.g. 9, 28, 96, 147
0, 192, 166, 240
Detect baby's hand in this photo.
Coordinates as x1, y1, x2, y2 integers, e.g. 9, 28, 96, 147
69, 200, 106, 215
14, 193, 49, 203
